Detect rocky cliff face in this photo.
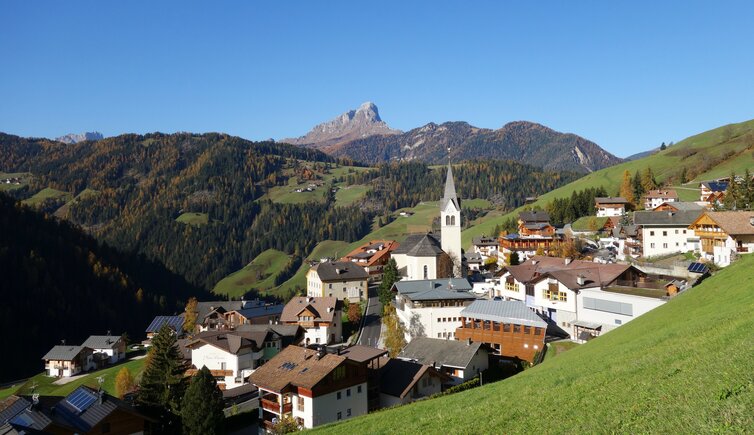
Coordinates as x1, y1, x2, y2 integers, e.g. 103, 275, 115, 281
281, 102, 400, 149
55, 132, 104, 144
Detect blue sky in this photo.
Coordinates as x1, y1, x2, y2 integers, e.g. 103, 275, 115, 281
1, 1, 753, 157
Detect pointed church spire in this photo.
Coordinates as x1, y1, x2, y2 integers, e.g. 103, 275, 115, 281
443, 162, 457, 201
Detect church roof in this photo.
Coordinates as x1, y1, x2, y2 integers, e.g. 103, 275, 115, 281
392, 233, 444, 257
440, 163, 460, 211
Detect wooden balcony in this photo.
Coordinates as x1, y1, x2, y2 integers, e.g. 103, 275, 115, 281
260, 395, 292, 414
185, 368, 233, 377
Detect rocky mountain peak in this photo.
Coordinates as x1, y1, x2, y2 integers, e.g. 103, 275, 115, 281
282, 102, 400, 149
55, 131, 104, 144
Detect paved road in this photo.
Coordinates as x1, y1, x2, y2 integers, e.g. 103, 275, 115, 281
357, 285, 383, 347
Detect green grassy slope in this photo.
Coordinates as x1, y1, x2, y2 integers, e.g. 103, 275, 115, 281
213, 249, 290, 297
20, 187, 72, 207
0, 358, 146, 399
175, 212, 209, 226
316, 254, 754, 434
462, 118, 754, 247
272, 240, 352, 296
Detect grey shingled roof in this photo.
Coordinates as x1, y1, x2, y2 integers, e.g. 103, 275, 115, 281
460, 300, 547, 328
393, 279, 475, 302
518, 211, 550, 223
312, 261, 369, 281
399, 337, 484, 369
654, 201, 705, 212
80, 335, 121, 350
595, 197, 629, 204
634, 209, 703, 226
440, 163, 461, 212
41, 345, 89, 361
393, 233, 444, 257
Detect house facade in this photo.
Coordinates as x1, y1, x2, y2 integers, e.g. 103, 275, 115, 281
689, 211, 754, 266
42, 345, 94, 378
471, 235, 499, 260
307, 261, 368, 301
634, 209, 702, 257
699, 180, 728, 204
398, 337, 489, 385
281, 297, 343, 345
595, 197, 630, 217
186, 330, 266, 389
455, 300, 547, 363
643, 189, 678, 210
250, 346, 368, 431
392, 279, 476, 342
81, 335, 126, 366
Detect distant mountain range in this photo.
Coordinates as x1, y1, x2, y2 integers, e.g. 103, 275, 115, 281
281, 103, 622, 173
281, 102, 400, 150
55, 131, 103, 144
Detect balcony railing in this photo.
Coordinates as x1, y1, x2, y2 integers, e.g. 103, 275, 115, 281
261, 398, 281, 413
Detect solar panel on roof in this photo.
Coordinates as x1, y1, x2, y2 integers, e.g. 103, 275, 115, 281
688, 262, 709, 274
66, 388, 98, 412
280, 362, 297, 371
9, 412, 34, 427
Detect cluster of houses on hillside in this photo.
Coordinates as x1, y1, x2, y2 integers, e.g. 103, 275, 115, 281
20, 170, 754, 433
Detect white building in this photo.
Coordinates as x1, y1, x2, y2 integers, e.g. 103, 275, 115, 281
392, 278, 477, 342
495, 256, 676, 339
81, 335, 126, 365
643, 189, 679, 210
595, 197, 630, 217
398, 337, 489, 385
250, 346, 368, 430
186, 329, 268, 389
441, 163, 462, 275
281, 296, 343, 345
42, 345, 94, 378
689, 211, 754, 267
634, 210, 703, 258
391, 233, 446, 281
307, 261, 368, 301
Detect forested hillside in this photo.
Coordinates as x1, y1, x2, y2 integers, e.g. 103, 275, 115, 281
1, 132, 579, 295
0, 194, 207, 382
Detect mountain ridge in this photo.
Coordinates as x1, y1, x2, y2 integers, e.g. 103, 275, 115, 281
281, 102, 401, 150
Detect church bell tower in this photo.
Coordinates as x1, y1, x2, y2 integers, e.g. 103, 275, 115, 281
440, 162, 462, 275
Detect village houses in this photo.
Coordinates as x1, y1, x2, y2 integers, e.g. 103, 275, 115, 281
594, 197, 630, 217
689, 211, 754, 266
634, 209, 703, 257
307, 261, 369, 301
499, 211, 560, 264
643, 189, 679, 210
340, 240, 399, 282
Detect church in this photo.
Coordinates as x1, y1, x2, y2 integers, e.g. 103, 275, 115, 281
392, 163, 463, 280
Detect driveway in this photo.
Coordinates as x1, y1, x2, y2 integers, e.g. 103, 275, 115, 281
357, 284, 383, 347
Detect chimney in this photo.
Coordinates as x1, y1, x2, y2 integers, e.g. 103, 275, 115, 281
564, 258, 572, 266
317, 345, 326, 360
749, 217, 754, 226
335, 268, 342, 274
97, 389, 104, 405
466, 338, 472, 346
577, 275, 585, 286
61, 339, 66, 345
106, 329, 111, 336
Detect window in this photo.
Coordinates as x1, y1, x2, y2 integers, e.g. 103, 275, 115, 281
615, 319, 622, 325
357, 385, 362, 393
513, 325, 521, 333
451, 216, 455, 225
544, 289, 567, 302
683, 230, 687, 234
663, 231, 668, 236
650, 231, 655, 236
337, 392, 342, 400
347, 408, 352, 417
445, 215, 450, 225
346, 388, 351, 397
297, 396, 305, 412
525, 284, 535, 296
663, 243, 668, 249
329, 283, 332, 289
220, 362, 226, 370
524, 326, 531, 334
437, 333, 442, 338
650, 243, 655, 249
333, 366, 346, 381
423, 265, 428, 279
337, 412, 342, 420
675, 229, 679, 234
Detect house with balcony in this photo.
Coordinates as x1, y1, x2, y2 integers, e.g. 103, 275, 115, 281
699, 180, 728, 205
250, 345, 368, 431
494, 256, 674, 338
307, 261, 368, 301
688, 211, 754, 266
499, 211, 560, 264
634, 209, 703, 257
42, 345, 94, 378
185, 330, 268, 390
595, 197, 630, 217
643, 189, 679, 210
81, 335, 126, 366
397, 337, 488, 386
471, 235, 499, 260
392, 278, 476, 342
455, 300, 547, 363
280, 297, 342, 345
340, 240, 399, 281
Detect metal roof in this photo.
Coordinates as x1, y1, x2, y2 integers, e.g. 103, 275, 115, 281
312, 261, 369, 281
460, 300, 547, 328
633, 210, 703, 226
393, 279, 475, 302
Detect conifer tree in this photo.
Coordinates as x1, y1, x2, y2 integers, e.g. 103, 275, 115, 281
181, 366, 225, 435
379, 259, 399, 306
137, 324, 187, 430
